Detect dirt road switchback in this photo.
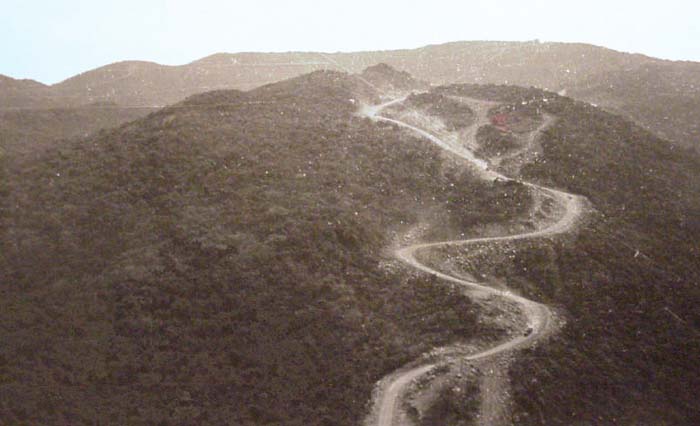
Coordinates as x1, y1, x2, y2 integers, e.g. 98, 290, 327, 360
362, 95, 586, 426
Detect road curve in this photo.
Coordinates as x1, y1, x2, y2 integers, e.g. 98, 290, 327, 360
363, 96, 585, 426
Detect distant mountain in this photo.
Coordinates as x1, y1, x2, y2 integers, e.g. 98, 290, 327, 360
0, 74, 54, 108
3, 41, 699, 149
47, 54, 333, 107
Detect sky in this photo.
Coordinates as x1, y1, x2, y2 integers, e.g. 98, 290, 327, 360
1, 0, 698, 84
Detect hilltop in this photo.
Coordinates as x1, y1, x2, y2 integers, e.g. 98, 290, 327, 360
360, 63, 429, 92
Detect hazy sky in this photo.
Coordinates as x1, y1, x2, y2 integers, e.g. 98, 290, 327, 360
2, 0, 698, 84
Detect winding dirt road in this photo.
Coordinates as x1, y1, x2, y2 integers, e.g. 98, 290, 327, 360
362, 96, 585, 426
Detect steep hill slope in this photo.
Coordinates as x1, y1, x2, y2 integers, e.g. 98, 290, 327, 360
416, 83, 700, 424
2, 66, 699, 425
1, 69, 524, 425
0, 104, 157, 163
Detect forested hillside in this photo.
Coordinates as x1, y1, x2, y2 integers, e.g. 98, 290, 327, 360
424, 83, 700, 424
0, 104, 156, 162
2, 66, 699, 425
1, 70, 523, 425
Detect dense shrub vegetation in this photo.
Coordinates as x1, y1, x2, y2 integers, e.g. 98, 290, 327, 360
1, 72, 522, 425
433, 83, 700, 424
404, 92, 475, 130
475, 125, 519, 157
0, 104, 155, 162
420, 379, 480, 426
4, 67, 698, 424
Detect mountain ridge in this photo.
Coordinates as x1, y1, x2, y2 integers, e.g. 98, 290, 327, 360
4, 40, 699, 150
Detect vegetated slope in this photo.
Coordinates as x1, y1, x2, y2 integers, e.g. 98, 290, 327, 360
0, 104, 157, 162
427, 84, 700, 424
5, 41, 699, 151
364, 90, 568, 426
0, 69, 528, 425
402, 92, 476, 130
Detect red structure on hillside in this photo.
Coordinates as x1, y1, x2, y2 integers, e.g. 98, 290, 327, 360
491, 113, 509, 129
